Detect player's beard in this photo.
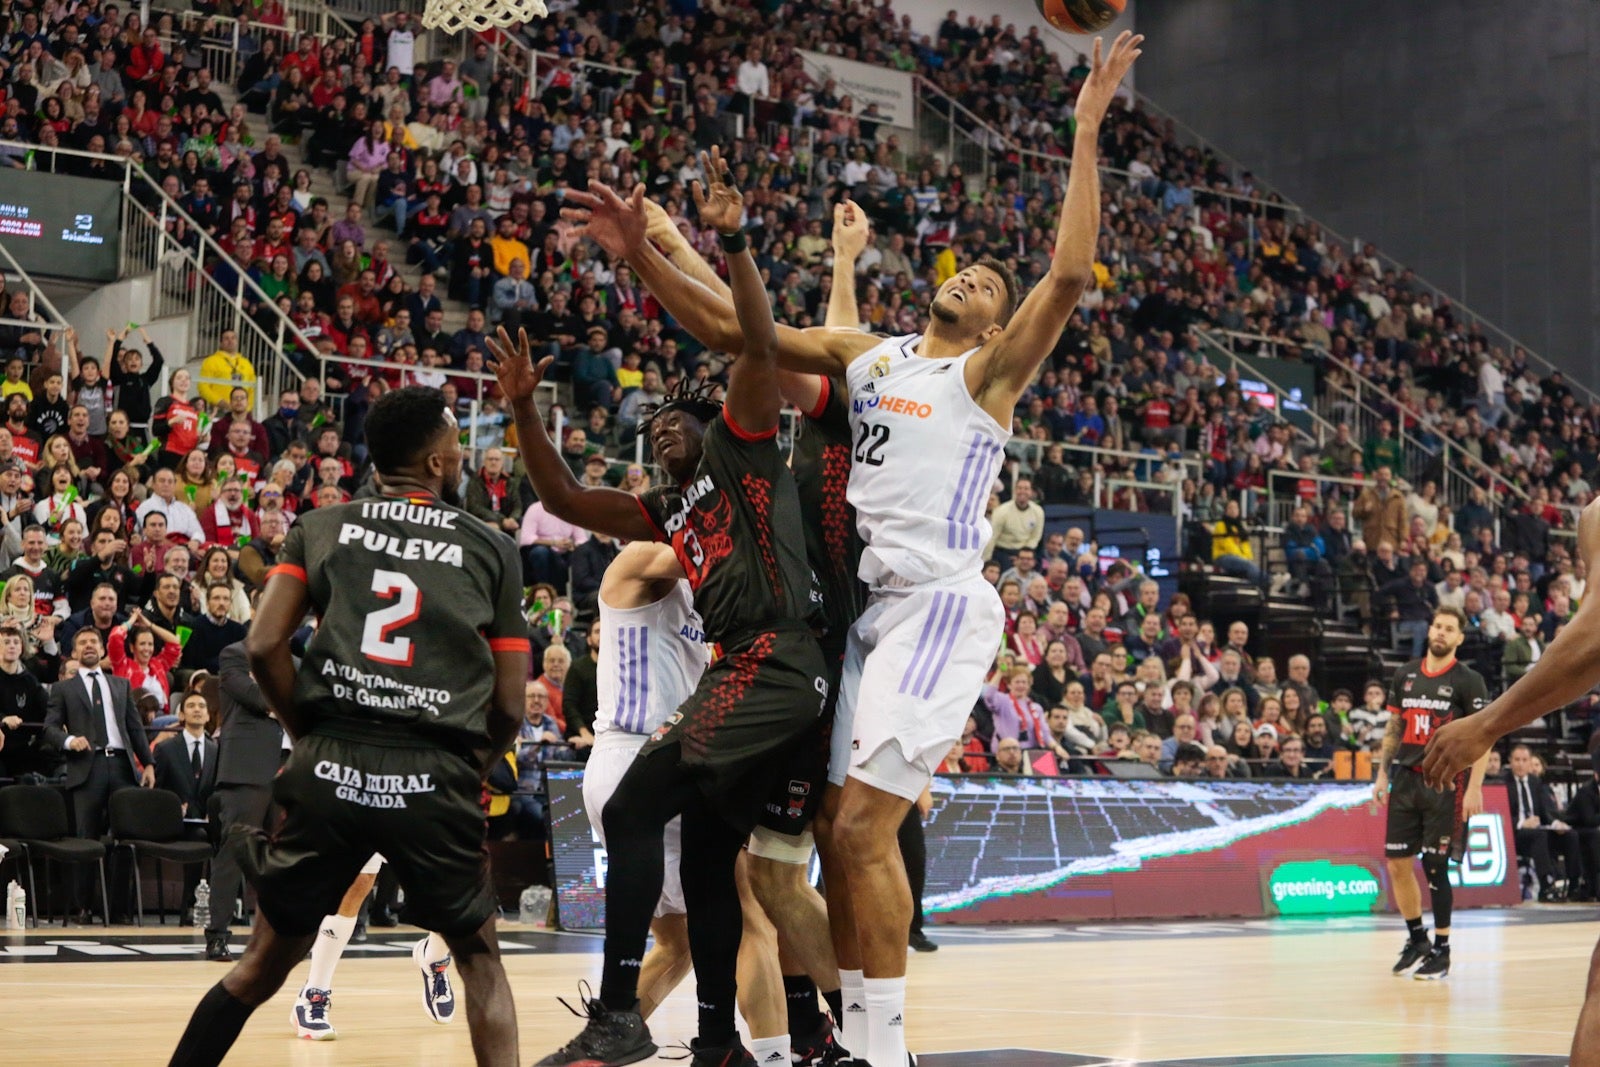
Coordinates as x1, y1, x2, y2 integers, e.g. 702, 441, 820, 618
929, 295, 959, 324
439, 477, 463, 508
1428, 640, 1451, 660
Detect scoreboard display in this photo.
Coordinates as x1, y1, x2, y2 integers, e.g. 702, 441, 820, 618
0, 171, 121, 282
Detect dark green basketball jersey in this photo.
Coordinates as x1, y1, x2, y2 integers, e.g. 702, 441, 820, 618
271, 490, 529, 746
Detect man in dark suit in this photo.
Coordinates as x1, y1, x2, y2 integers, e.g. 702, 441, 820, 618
1565, 766, 1600, 902
204, 640, 285, 961
1508, 743, 1582, 901
153, 689, 218, 920
154, 690, 218, 817
42, 627, 154, 917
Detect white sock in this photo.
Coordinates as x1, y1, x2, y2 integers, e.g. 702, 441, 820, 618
305, 913, 355, 992
838, 968, 866, 1056
864, 975, 907, 1067
422, 931, 450, 965
749, 1034, 789, 1065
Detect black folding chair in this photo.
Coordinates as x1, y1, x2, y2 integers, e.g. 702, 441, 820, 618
0, 784, 110, 927
109, 788, 213, 927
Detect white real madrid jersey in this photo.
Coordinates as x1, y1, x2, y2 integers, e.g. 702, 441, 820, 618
594, 580, 710, 737
843, 333, 1011, 588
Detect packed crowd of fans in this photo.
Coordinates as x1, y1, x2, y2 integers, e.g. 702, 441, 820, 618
0, 0, 1593, 818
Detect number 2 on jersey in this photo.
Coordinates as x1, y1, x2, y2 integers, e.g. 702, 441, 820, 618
854, 421, 890, 466
361, 569, 422, 666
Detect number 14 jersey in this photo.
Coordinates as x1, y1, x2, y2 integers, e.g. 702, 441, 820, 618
843, 334, 1010, 589
1385, 656, 1489, 769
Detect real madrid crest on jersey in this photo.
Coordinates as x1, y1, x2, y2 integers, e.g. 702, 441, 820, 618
863, 353, 892, 393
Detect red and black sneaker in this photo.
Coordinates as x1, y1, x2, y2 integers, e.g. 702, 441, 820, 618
687, 1037, 758, 1066
792, 1015, 846, 1065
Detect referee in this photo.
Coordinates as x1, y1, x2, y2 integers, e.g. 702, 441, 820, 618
1372, 604, 1490, 982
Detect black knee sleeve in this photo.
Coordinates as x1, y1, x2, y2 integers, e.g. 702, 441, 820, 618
1422, 853, 1453, 929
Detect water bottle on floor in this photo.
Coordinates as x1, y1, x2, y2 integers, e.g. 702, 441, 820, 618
193, 879, 211, 930
5, 880, 24, 930
518, 885, 552, 927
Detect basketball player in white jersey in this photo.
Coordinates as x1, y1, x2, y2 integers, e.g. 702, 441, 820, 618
289, 854, 456, 1039
582, 540, 707, 1019
563, 34, 1141, 1065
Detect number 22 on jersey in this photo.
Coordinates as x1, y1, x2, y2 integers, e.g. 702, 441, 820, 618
361, 569, 422, 666
853, 421, 890, 466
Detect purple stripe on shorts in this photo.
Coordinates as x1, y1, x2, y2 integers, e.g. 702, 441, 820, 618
945, 436, 986, 550
918, 594, 969, 699
615, 626, 632, 732
906, 592, 960, 699
622, 626, 636, 732
897, 591, 948, 696
619, 626, 635, 732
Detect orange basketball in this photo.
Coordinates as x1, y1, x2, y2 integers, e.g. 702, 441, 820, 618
1037, 0, 1126, 34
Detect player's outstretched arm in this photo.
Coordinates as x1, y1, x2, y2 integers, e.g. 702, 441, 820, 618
486, 326, 656, 543
826, 198, 869, 330
246, 570, 313, 739
645, 197, 733, 304
695, 148, 779, 436
971, 32, 1142, 416
1424, 497, 1600, 787
563, 179, 876, 377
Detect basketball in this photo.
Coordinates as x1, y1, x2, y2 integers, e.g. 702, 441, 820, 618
1037, 0, 1126, 34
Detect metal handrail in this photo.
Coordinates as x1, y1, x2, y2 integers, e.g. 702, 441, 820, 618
151, 0, 356, 43
1205, 327, 1534, 518
1129, 93, 1303, 213
1190, 327, 1330, 451
1306, 216, 1600, 411
0, 240, 72, 334
0, 140, 312, 419
1004, 434, 1198, 477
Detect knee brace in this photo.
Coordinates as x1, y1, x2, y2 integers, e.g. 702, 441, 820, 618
1422, 852, 1453, 929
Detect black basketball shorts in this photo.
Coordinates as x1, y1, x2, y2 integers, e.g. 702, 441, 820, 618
1385, 765, 1463, 859
642, 626, 830, 834
240, 730, 497, 939
756, 653, 843, 840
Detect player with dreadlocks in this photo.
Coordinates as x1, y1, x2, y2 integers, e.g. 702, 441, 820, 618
490, 150, 831, 1067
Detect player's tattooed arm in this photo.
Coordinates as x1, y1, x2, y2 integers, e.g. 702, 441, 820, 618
1372, 707, 1403, 805
1378, 711, 1404, 768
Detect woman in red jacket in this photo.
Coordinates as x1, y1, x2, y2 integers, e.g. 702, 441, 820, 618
107, 607, 184, 712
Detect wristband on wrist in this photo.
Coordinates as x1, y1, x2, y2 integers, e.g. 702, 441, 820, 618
719, 230, 747, 254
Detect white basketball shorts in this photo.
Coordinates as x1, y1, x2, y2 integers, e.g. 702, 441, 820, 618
829, 572, 1005, 801
582, 730, 685, 917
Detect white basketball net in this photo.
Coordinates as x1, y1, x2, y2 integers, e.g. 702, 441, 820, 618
421, 0, 546, 34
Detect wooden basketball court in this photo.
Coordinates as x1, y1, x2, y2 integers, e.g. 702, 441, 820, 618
0, 909, 1589, 1065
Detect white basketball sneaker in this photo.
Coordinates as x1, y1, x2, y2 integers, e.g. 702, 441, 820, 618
292, 987, 336, 1040
412, 936, 457, 1024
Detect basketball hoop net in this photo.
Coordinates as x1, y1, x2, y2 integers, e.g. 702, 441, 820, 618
421, 0, 547, 34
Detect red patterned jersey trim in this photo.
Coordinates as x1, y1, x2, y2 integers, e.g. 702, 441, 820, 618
740, 472, 783, 604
